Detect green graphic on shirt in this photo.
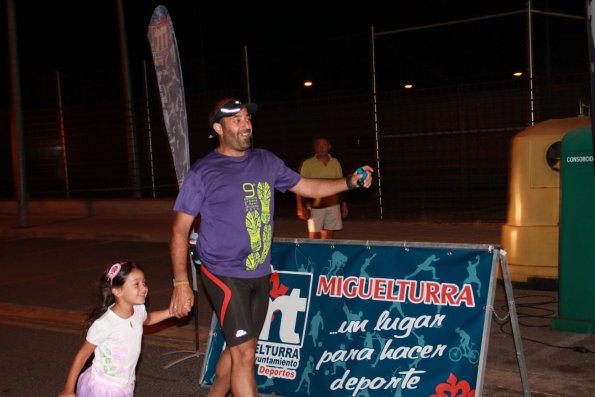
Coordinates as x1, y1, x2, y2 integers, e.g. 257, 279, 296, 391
245, 182, 272, 271
246, 210, 262, 253
258, 182, 271, 224
100, 347, 118, 375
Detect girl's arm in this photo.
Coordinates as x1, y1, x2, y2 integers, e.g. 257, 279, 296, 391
58, 340, 96, 397
145, 309, 174, 326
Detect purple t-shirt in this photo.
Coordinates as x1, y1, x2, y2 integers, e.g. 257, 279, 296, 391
174, 149, 301, 278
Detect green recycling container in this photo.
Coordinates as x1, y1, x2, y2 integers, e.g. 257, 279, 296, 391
551, 125, 595, 334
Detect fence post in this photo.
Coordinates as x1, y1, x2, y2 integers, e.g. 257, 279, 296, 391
370, 26, 384, 219
6, 0, 28, 226
116, 0, 141, 197
55, 71, 70, 198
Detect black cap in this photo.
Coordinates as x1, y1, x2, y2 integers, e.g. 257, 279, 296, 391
209, 99, 258, 126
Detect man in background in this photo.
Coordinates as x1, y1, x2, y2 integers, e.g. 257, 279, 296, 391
296, 137, 348, 239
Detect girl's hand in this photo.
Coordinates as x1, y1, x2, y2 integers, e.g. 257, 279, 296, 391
183, 297, 193, 312
58, 390, 75, 397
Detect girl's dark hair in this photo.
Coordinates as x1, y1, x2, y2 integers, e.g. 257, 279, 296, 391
85, 261, 144, 330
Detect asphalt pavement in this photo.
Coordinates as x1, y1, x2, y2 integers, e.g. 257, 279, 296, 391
0, 205, 593, 397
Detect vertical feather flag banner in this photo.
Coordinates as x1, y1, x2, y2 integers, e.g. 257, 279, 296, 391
148, 6, 202, 369
147, 5, 190, 187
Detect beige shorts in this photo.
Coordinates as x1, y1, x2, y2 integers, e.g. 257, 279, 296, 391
307, 204, 342, 232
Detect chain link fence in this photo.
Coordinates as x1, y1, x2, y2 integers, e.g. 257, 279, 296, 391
1, 72, 589, 222
2, 3, 590, 223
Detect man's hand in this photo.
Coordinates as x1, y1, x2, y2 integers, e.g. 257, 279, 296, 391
169, 283, 194, 318
341, 202, 349, 218
169, 212, 196, 318
347, 165, 374, 189
297, 207, 310, 221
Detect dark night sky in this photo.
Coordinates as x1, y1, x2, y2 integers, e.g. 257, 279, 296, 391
1, 0, 590, 105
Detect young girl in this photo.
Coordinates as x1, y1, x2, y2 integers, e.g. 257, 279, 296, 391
59, 261, 173, 397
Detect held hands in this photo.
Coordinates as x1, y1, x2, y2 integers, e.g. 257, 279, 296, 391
347, 165, 374, 189
169, 283, 194, 318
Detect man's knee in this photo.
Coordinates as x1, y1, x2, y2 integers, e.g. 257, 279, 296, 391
230, 339, 257, 367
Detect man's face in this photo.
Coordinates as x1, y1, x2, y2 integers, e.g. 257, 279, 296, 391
214, 108, 253, 156
313, 138, 330, 157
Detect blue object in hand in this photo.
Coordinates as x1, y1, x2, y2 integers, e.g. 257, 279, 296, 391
356, 167, 368, 186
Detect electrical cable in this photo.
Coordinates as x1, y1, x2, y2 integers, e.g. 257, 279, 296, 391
493, 293, 595, 354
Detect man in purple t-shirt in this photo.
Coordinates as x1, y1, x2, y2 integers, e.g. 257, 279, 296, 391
169, 98, 373, 397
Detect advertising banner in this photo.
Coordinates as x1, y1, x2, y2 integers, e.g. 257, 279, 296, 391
200, 239, 498, 397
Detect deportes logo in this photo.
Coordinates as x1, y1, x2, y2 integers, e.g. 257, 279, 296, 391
256, 269, 313, 379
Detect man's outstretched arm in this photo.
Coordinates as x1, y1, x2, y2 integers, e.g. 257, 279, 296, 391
290, 165, 373, 198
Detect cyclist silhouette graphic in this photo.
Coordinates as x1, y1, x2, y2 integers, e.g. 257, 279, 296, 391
449, 327, 479, 364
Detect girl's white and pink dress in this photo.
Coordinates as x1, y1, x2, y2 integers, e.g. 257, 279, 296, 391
76, 304, 147, 397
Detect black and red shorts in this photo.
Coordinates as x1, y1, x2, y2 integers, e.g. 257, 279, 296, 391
200, 266, 269, 347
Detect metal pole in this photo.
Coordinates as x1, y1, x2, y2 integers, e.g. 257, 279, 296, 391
376, 10, 525, 36
527, 1, 536, 125
499, 250, 532, 397
243, 45, 252, 103
243, 45, 254, 149
55, 71, 70, 198
370, 26, 384, 220
142, 60, 156, 198
116, 0, 141, 197
6, 0, 28, 227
